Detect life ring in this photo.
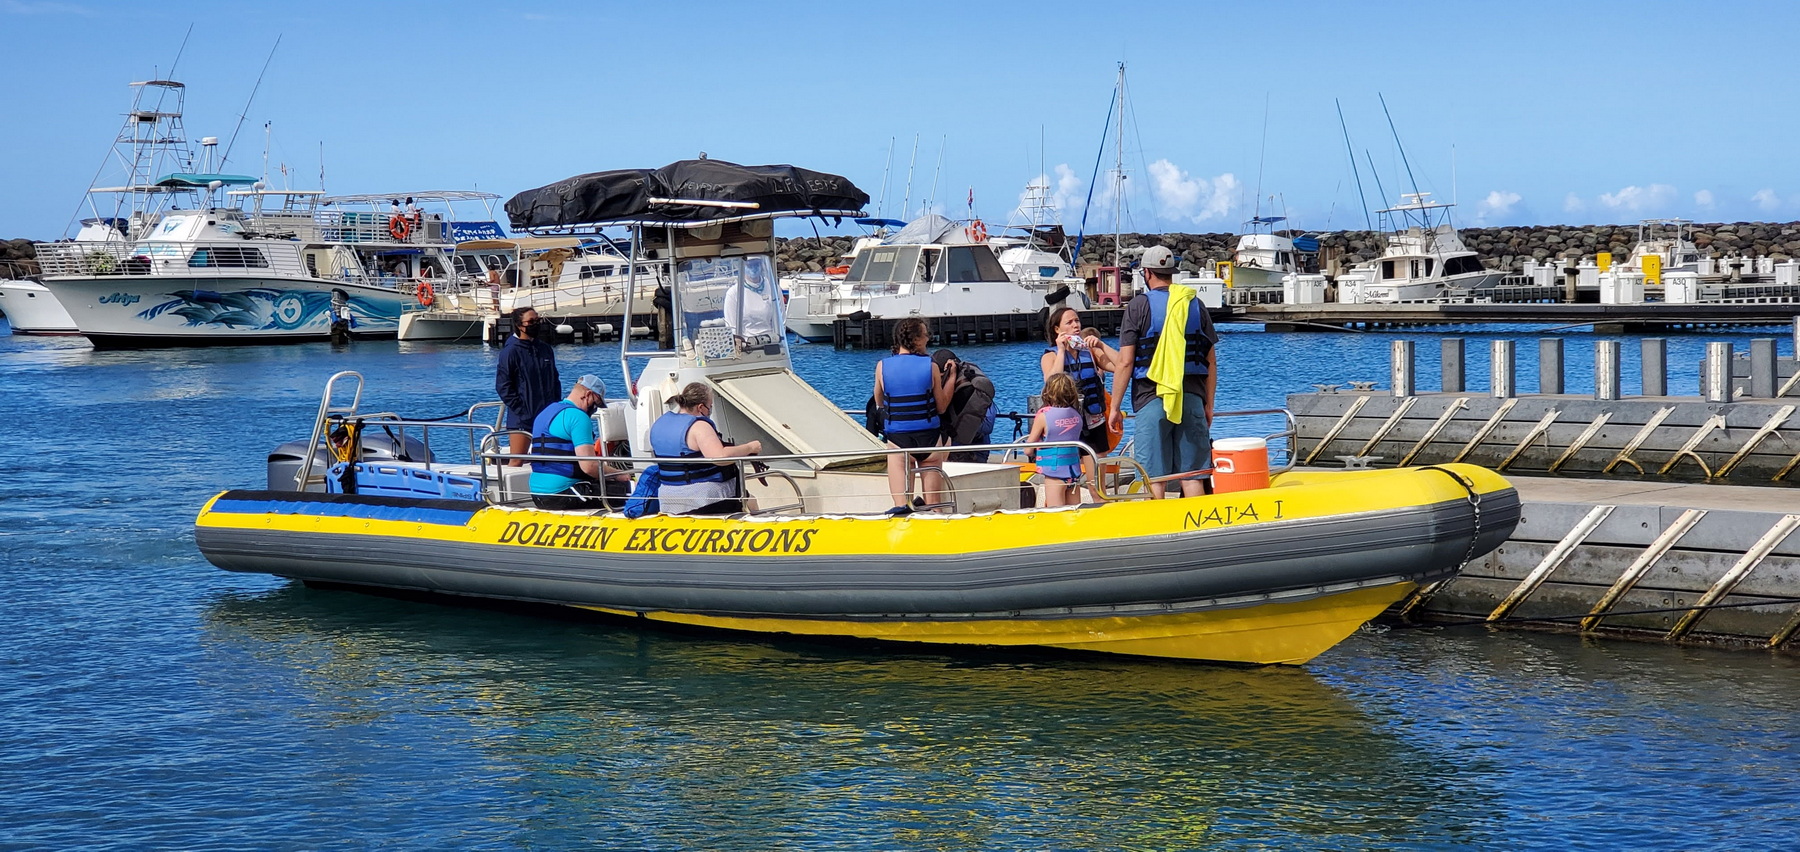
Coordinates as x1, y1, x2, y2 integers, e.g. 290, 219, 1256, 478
388, 215, 413, 241
416, 280, 435, 306
965, 220, 988, 242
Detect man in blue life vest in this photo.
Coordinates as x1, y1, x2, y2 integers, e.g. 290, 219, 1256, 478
528, 374, 621, 510
1106, 245, 1218, 498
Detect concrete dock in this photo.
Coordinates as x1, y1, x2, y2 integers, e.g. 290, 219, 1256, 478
1402, 475, 1800, 650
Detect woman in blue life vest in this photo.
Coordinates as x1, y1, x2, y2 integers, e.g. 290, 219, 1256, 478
872, 317, 954, 515
649, 382, 763, 515
1039, 305, 1121, 454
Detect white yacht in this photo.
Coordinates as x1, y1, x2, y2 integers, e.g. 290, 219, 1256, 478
399, 236, 668, 341
1337, 193, 1504, 303
33, 79, 504, 348
782, 214, 1055, 342
0, 278, 78, 334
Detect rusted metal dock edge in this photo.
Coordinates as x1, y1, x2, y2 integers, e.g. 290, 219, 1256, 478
1387, 476, 1800, 651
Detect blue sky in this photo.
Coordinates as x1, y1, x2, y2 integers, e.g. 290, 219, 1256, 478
2, 0, 1795, 240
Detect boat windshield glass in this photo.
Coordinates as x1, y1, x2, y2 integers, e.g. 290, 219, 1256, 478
934, 245, 1008, 283
846, 246, 920, 283
675, 254, 785, 365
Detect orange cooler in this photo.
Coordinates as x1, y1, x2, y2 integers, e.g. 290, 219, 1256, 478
1212, 437, 1270, 493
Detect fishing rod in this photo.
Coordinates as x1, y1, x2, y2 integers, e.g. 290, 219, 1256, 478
222, 36, 282, 169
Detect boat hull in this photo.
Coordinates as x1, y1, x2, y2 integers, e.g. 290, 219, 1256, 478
0, 280, 79, 334
195, 465, 1519, 665
40, 275, 410, 348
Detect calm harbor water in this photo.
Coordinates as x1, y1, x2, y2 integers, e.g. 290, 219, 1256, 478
3, 320, 1799, 850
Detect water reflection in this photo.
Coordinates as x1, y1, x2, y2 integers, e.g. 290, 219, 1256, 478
200, 586, 1491, 849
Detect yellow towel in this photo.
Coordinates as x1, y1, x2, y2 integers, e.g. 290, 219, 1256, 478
1147, 284, 1194, 423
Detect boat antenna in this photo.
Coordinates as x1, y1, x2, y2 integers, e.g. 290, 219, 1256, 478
900, 134, 918, 220
876, 136, 894, 222
1070, 69, 1119, 268
221, 35, 281, 169
1378, 93, 1424, 203
318, 141, 325, 191
1335, 99, 1372, 231
926, 134, 946, 215
1253, 92, 1270, 222
262, 121, 271, 183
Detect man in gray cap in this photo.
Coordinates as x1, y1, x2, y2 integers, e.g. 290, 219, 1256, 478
527, 373, 625, 510
1107, 245, 1219, 498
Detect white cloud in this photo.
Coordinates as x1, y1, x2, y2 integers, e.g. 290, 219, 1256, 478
1694, 189, 1715, 209
1597, 184, 1676, 213
1753, 188, 1782, 212
1146, 158, 1238, 225
1475, 190, 1521, 222
1563, 193, 1586, 214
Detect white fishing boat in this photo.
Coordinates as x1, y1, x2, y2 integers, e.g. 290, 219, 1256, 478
0, 278, 78, 335
399, 236, 667, 342
1337, 193, 1504, 303
782, 214, 1059, 342
32, 78, 504, 348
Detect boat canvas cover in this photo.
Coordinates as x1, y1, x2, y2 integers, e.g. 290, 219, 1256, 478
887, 213, 975, 246
505, 160, 868, 229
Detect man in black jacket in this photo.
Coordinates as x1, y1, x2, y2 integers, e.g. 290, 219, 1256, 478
496, 307, 560, 466
933, 349, 996, 464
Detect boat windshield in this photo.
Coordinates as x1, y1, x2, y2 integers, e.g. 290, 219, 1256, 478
675, 254, 785, 365
933, 245, 1009, 283
845, 245, 921, 283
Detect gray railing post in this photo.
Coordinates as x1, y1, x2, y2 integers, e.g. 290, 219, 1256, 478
1391, 339, 1415, 397
1595, 340, 1620, 401
1641, 338, 1667, 397
1704, 342, 1734, 403
1491, 339, 1516, 399
1539, 338, 1564, 394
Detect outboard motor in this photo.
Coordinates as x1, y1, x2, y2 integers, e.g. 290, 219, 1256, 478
266, 430, 433, 492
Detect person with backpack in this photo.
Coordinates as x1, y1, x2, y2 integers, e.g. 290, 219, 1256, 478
933, 348, 996, 464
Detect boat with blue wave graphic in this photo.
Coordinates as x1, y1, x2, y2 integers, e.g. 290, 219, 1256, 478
31, 78, 504, 348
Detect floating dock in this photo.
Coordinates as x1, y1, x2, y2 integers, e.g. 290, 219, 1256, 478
1242, 300, 1800, 331
1288, 331, 1800, 651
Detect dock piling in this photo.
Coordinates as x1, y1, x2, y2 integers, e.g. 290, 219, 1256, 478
1642, 338, 1668, 396
1391, 340, 1414, 397
1751, 338, 1778, 398
1491, 339, 1516, 399
1595, 340, 1621, 401
1705, 342, 1734, 402
1539, 339, 1564, 394
1442, 338, 1464, 393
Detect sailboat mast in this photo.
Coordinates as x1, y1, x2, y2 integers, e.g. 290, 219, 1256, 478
1113, 61, 1124, 272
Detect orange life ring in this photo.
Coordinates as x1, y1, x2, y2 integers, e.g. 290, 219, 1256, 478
965, 220, 988, 242
389, 214, 413, 241
416, 280, 435, 306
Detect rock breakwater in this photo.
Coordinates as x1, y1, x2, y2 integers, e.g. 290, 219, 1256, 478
774, 221, 1800, 276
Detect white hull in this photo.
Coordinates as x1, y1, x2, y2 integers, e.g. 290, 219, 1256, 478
0, 280, 79, 334
499, 279, 659, 318
398, 310, 485, 341
41, 274, 411, 348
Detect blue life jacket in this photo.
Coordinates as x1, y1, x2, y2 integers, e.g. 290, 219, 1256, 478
622, 465, 661, 518
650, 412, 733, 485
1130, 288, 1214, 381
529, 400, 595, 482
881, 353, 940, 434
1036, 405, 1084, 478
1046, 344, 1107, 422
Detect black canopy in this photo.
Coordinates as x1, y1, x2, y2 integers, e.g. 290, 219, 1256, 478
505, 159, 868, 230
